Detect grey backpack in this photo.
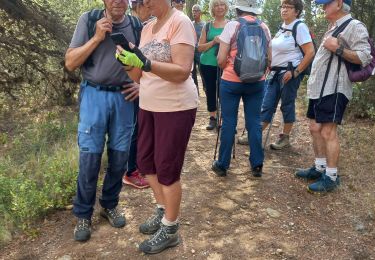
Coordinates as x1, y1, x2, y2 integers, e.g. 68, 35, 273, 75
233, 18, 268, 83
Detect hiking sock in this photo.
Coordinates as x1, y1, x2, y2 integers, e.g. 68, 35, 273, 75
157, 204, 165, 210
325, 167, 338, 181
161, 216, 178, 227
315, 158, 327, 172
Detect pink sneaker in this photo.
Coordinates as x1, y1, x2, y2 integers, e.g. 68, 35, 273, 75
122, 170, 150, 189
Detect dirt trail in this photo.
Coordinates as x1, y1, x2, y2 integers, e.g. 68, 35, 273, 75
1, 86, 374, 260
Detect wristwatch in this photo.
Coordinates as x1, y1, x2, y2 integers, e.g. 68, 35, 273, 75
142, 59, 152, 72
335, 44, 345, 57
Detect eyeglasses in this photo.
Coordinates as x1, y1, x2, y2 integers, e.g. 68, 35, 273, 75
278, 5, 295, 10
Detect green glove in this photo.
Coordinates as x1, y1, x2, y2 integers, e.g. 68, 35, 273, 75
116, 50, 144, 69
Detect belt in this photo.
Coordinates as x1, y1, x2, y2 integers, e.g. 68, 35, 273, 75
84, 80, 126, 92
269, 63, 296, 84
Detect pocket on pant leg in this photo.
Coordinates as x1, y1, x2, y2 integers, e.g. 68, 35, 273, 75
78, 122, 106, 153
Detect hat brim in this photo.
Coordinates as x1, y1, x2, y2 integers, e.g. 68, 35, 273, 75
315, 0, 334, 4
233, 5, 262, 15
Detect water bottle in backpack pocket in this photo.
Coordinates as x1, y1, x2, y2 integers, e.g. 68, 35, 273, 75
233, 18, 269, 83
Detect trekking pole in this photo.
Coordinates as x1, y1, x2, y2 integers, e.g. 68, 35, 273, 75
214, 116, 222, 160
214, 67, 222, 160
263, 84, 283, 149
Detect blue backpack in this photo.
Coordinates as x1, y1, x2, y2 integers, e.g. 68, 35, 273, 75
233, 18, 268, 83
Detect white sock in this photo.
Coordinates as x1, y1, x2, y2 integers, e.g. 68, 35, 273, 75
315, 158, 327, 172
157, 204, 165, 209
325, 167, 338, 181
161, 216, 178, 226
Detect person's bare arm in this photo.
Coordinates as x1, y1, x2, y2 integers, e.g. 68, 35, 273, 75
282, 42, 315, 83
65, 17, 113, 71
323, 36, 362, 65
217, 41, 230, 69
197, 26, 219, 52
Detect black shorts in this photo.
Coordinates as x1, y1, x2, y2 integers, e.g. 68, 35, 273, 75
306, 93, 349, 125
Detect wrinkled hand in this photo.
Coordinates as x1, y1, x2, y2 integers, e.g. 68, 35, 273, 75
213, 36, 221, 44
116, 49, 144, 68
282, 71, 293, 84
323, 36, 340, 53
94, 17, 112, 42
122, 83, 139, 101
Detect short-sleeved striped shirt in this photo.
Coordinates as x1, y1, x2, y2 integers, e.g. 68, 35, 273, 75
307, 14, 372, 100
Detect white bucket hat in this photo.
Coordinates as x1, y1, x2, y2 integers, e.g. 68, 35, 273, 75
233, 0, 262, 15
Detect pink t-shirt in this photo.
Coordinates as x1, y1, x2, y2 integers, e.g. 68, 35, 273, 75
219, 16, 271, 83
139, 9, 199, 112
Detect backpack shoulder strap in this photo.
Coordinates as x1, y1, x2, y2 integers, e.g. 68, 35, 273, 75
291, 20, 302, 48
332, 18, 353, 38
84, 9, 104, 68
128, 15, 143, 47
205, 21, 211, 38
87, 9, 105, 40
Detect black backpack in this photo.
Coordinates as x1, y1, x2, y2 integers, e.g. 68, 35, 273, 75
84, 9, 143, 68
279, 21, 317, 75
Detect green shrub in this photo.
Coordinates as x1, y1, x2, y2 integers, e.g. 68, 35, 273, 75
0, 112, 78, 242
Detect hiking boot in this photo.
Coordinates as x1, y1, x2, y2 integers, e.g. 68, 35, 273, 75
139, 207, 165, 235
270, 133, 290, 150
237, 131, 249, 145
139, 223, 180, 254
123, 169, 150, 189
308, 174, 340, 193
211, 160, 227, 177
74, 218, 91, 242
295, 166, 323, 180
206, 116, 217, 130
252, 165, 263, 177
100, 207, 126, 228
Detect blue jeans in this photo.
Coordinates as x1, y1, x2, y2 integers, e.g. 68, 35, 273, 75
73, 81, 135, 219
217, 79, 264, 170
127, 99, 139, 175
261, 73, 302, 124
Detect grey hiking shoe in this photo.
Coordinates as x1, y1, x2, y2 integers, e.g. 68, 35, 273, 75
139, 223, 180, 254
270, 133, 290, 150
206, 116, 217, 130
74, 218, 91, 242
237, 131, 248, 145
100, 207, 126, 228
139, 207, 165, 235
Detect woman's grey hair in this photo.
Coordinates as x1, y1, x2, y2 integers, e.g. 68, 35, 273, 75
342, 3, 351, 13
208, 0, 229, 17
192, 4, 202, 11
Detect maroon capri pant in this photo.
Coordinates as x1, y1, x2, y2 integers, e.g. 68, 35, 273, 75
137, 108, 197, 186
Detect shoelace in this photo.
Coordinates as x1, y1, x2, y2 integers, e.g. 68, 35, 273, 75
149, 226, 168, 246
107, 208, 121, 219
77, 219, 90, 230
145, 212, 162, 227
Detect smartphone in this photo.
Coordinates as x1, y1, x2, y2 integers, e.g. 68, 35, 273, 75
110, 32, 133, 52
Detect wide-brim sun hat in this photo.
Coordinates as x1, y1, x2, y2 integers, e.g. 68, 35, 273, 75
233, 0, 263, 15
315, 0, 352, 5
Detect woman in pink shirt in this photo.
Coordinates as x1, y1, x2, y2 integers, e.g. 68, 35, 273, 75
211, 0, 271, 178
116, 0, 198, 254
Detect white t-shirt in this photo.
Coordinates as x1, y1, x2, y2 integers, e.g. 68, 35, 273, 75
271, 19, 312, 68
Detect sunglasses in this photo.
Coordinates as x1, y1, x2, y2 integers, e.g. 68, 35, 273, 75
174, 0, 185, 3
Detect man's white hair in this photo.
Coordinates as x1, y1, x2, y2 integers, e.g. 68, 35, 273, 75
192, 4, 202, 11
342, 3, 351, 13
